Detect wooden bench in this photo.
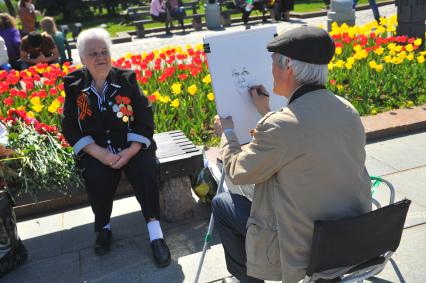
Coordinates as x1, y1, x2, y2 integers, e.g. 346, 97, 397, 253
154, 130, 204, 222
134, 13, 204, 37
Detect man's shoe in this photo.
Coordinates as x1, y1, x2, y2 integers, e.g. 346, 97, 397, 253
151, 238, 171, 267
222, 276, 240, 283
94, 228, 112, 256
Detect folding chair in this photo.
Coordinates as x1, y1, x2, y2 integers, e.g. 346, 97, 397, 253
302, 177, 411, 283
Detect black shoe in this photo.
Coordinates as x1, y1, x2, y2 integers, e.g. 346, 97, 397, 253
222, 276, 240, 283
151, 238, 171, 268
94, 228, 112, 256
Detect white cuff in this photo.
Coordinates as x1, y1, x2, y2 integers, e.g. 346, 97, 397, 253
73, 136, 95, 155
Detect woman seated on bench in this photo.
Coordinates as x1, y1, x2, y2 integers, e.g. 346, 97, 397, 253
167, 0, 186, 32
150, 0, 172, 35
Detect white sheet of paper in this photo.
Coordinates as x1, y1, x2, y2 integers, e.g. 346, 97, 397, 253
204, 26, 286, 144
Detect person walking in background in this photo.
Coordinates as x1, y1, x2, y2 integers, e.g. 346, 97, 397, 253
18, 0, 40, 36
353, 0, 380, 21
150, 0, 172, 35
0, 13, 21, 70
40, 17, 71, 64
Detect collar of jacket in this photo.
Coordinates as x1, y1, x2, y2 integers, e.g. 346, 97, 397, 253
69, 67, 123, 92
288, 84, 326, 105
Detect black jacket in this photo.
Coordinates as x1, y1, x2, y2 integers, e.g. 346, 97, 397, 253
61, 67, 156, 154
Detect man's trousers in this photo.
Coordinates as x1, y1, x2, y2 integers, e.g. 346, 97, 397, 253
78, 149, 160, 232
212, 192, 264, 283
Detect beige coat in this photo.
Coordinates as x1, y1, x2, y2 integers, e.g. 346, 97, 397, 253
220, 89, 372, 283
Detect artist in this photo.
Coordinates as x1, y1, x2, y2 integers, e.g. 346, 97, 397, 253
212, 26, 372, 283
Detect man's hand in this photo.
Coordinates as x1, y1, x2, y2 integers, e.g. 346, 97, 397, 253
249, 85, 271, 116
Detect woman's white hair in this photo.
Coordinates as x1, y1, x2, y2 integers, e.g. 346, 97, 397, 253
76, 28, 112, 58
273, 53, 328, 85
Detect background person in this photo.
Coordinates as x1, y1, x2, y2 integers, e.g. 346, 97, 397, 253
150, 0, 172, 35
20, 31, 59, 69
212, 26, 372, 283
18, 0, 39, 36
61, 28, 171, 267
40, 16, 71, 64
0, 13, 21, 70
353, 0, 380, 22
166, 0, 186, 32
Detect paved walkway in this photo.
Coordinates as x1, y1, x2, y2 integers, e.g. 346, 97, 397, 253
71, 5, 397, 64
6, 5, 425, 283
5, 130, 426, 283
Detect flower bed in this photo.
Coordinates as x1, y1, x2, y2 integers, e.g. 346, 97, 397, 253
0, 16, 425, 197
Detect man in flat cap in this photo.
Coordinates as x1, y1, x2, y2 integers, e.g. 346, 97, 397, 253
212, 26, 372, 283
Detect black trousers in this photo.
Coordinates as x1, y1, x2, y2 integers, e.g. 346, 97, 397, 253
78, 149, 160, 232
212, 192, 264, 283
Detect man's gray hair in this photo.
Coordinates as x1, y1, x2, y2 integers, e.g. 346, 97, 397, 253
76, 28, 112, 58
273, 53, 328, 85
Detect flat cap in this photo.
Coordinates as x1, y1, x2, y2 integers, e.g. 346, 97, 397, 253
267, 26, 335, 64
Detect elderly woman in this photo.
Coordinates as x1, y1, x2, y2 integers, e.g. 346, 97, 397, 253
61, 28, 171, 267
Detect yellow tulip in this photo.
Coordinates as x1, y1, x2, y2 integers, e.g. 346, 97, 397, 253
414, 38, 422, 46
335, 60, 345, 68
368, 61, 377, 69
395, 45, 402, 52
48, 104, 59, 113
417, 55, 425, 64
159, 95, 171, 103
345, 62, 353, 70
171, 83, 182, 95
335, 47, 342, 55
347, 57, 355, 64
374, 47, 384, 55
188, 84, 198, 95
336, 84, 344, 92
328, 62, 334, 70
406, 53, 414, 61
399, 51, 406, 59
384, 56, 392, 63
202, 74, 211, 84
405, 44, 413, 52
207, 92, 215, 101
353, 44, 362, 52
30, 96, 41, 105
375, 64, 383, 72
170, 99, 180, 108
27, 111, 35, 118
31, 104, 44, 112
152, 91, 161, 99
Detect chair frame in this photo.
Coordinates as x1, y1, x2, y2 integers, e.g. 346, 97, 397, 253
302, 177, 403, 283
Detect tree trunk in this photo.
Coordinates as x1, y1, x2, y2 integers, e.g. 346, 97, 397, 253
4, 0, 16, 17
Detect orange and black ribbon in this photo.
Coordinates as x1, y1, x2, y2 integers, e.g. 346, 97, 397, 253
77, 93, 92, 120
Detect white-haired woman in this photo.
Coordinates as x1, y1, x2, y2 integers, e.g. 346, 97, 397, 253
61, 28, 171, 267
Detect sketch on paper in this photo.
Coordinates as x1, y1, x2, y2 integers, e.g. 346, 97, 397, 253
204, 26, 285, 144
231, 67, 252, 97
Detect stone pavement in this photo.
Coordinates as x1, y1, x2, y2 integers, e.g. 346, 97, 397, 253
4, 130, 426, 283
6, 4, 426, 283
71, 5, 397, 64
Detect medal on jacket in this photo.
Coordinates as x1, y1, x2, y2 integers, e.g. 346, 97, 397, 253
113, 95, 134, 123
77, 92, 92, 120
